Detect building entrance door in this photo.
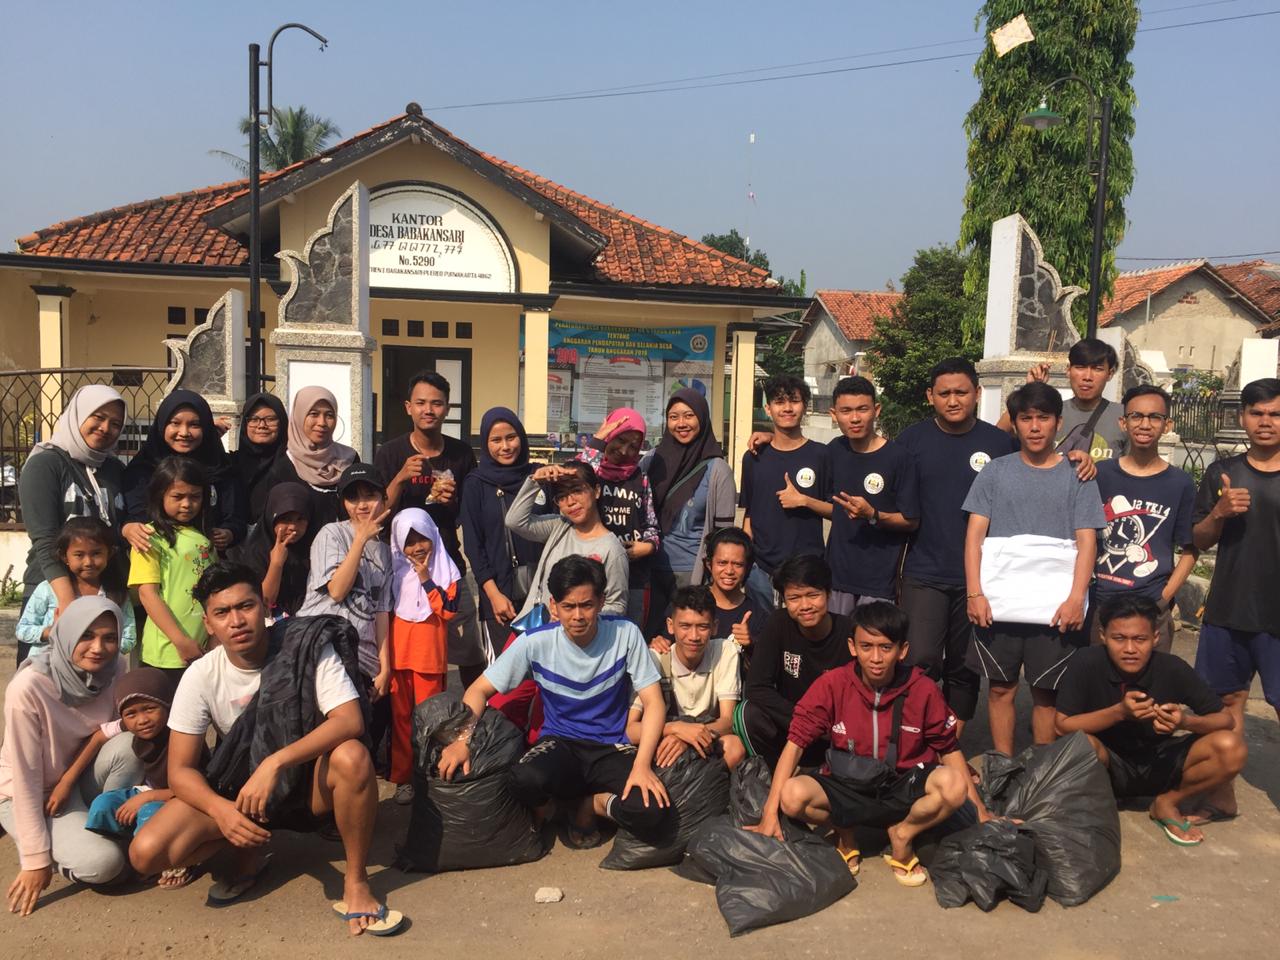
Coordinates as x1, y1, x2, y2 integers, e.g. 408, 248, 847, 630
381, 346, 472, 442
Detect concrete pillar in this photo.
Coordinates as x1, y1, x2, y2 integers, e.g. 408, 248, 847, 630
31, 284, 74, 436
728, 328, 757, 486
522, 308, 551, 435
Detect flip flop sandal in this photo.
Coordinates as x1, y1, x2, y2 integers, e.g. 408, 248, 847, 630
838, 848, 861, 878
332, 901, 406, 937
206, 853, 272, 907
882, 854, 929, 887
158, 867, 197, 889
564, 826, 604, 850
1150, 815, 1202, 846
1185, 806, 1238, 826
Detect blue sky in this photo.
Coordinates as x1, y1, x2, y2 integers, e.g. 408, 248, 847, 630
1, 0, 1276, 291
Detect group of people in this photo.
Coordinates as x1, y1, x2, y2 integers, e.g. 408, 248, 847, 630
1, 344, 1275, 930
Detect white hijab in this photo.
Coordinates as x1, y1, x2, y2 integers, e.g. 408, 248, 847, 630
390, 508, 461, 623
30, 384, 126, 468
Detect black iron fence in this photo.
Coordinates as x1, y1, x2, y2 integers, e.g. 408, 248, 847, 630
1170, 392, 1221, 444
0, 366, 174, 527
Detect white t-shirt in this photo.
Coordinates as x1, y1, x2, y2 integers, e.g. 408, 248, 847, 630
168, 644, 359, 738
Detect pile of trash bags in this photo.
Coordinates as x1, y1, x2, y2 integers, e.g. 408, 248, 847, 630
931, 732, 1121, 910
680, 757, 857, 936
601, 747, 730, 870
396, 695, 549, 873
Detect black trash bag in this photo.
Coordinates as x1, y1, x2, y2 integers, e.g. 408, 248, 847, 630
728, 755, 807, 841
931, 819, 1048, 912
395, 695, 549, 873
600, 747, 730, 870
686, 815, 856, 937
981, 731, 1121, 907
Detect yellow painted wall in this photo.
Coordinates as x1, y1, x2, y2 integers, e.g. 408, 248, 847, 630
279, 139, 550, 295
0, 272, 40, 370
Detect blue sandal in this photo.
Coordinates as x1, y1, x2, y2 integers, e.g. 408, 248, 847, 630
332, 901, 406, 937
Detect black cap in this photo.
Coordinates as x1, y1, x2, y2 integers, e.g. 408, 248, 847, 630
337, 462, 386, 496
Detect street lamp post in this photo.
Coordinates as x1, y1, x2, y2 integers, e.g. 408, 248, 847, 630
1020, 75, 1113, 339
246, 23, 328, 397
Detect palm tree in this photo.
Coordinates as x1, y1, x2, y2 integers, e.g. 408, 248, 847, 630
210, 106, 341, 174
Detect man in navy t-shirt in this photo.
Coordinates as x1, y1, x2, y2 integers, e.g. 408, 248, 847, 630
1092, 385, 1197, 652
896, 358, 1018, 730
825, 376, 919, 612
439, 556, 670, 848
740, 375, 831, 611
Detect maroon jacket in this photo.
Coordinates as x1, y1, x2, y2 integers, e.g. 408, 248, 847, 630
787, 663, 959, 771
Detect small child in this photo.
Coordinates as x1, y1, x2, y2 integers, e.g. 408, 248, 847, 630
128, 457, 216, 677
388, 508, 460, 803
15, 516, 137, 656
72, 668, 192, 886
298, 462, 394, 704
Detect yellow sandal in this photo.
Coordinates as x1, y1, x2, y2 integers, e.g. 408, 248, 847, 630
882, 853, 929, 887
838, 847, 861, 877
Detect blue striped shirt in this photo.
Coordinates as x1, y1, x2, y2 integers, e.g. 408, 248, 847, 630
485, 616, 660, 743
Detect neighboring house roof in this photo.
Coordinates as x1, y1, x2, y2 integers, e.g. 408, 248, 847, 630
1100, 259, 1280, 330
804, 289, 903, 343
13, 110, 778, 292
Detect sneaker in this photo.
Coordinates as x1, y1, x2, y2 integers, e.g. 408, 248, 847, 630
394, 783, 414, 806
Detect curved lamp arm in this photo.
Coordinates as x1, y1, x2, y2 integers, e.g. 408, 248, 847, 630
261, 23, 330, 124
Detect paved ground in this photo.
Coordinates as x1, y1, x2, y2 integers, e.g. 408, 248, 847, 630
1, 620, 1276, 959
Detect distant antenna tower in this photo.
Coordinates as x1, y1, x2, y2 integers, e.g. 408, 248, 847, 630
745, 131, 756, 253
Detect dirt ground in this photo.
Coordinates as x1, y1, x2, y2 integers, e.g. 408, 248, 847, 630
1, 625, 1277, 960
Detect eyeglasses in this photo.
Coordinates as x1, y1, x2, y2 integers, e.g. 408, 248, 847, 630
246, 416, 279, 427
1123, 413, 1168, 425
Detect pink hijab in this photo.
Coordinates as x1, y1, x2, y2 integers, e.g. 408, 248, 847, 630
595, 407, 646, 482
286, 386, 358, 487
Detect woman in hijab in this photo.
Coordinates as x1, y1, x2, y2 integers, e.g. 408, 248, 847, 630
645, 388, 738, 637
228, 481, 314, 619
460, 407, 543, 671
230, 392, 288, 522
121, 389, 245, 552
387, 508, 461, 799
577, 407, 659, 626
17, 385, 129, 663
259, 386, 358, 529
0, 597, 144, 915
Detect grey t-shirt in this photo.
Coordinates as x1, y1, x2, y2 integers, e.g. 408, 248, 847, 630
298, 520, 393, 677
963, 453, 1106, 539
1056, 397, 1127, 462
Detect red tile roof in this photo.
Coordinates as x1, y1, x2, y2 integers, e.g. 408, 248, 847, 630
810, 289, 903, 342
1098, 261, 1205, 327
1213, 260, 1280, 329
14, 113, 776, 290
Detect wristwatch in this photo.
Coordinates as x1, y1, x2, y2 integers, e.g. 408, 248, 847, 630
867, 507, 880, 526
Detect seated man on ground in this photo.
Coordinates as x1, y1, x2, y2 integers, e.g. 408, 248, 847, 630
626, 584, 746, 770
129, 563, 404, 936
735, 555, 853, 765
440, 556, 670, 848
749, 601, 989, 888
1054, 594, 1246, 847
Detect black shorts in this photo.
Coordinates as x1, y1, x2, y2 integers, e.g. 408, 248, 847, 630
973, 622, 1086, 690
811, 764, 935, 829
1106, 735, 1199, 799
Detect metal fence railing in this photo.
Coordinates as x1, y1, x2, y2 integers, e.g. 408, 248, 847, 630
0, 367, 174, 527
1170, 392, 1221, 444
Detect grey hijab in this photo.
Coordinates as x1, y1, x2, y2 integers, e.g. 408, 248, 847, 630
23, 595, 122, 706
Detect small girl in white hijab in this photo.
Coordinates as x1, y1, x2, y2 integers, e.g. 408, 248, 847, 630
387, 508, 460, 801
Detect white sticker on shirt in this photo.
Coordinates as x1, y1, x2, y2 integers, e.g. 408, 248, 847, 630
794, 467, 816, 489
534, 490, 547, 506
782, 651, 802, 678
969, 451, 991, 473
863, 472, 884, 495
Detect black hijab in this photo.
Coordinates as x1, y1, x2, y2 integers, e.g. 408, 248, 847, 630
229, 482, 314, 616
234, 393, 288, 514
472, 406, 533, 496
649, 388, 723, 534
131, 390, 232, 484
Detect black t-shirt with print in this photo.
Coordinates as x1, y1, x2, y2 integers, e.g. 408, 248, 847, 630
1193, 454, 1280, 632
1094, 459, 1196, 599
897, 417, 1019, 586
374, 433, 477, 571
739, 441, 831, 574
598, 471, 651, 588
826, 437, 920, 599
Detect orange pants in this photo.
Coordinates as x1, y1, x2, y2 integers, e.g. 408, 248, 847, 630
390, 669, 447, 784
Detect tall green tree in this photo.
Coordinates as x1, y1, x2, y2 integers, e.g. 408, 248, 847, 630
960, 1, 1137, 339
867, 246, 982, 436
210, 105, 342, 174
700, 230, 805, 378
